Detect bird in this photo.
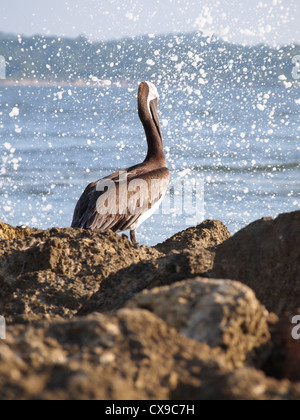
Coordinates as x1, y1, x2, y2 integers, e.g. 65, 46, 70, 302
71, 81, 170, 245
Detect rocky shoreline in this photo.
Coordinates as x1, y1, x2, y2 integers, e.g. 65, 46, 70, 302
0, 211, 300, 400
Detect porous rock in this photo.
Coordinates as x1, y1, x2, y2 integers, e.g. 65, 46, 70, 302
0, 228, 159, 323
128, 278, 271, 367
0, 214, 300, 400
155, 220, 231, 254
1, 308, 300, 400
0, 221, 34, 241
79, 248, 215, 315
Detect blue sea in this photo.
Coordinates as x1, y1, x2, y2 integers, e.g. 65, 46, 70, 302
0, 78, 299, 245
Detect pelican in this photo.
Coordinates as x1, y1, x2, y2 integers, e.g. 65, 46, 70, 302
71, 81, 170, 245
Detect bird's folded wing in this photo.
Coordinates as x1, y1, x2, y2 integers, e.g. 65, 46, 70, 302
71, 167, 170, 232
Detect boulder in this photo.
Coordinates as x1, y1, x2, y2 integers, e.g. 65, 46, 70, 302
155, 220, 231, 254
0, 220, 230, 321
128, 278, 271, 367
0, 228, 159, 323
79, 248, 215, 315
211, 211, 300, 316
1, 213, 300, 400
0, 223, 222, 322
1, 308, 300, 400
0, 309, 224, 400
0, 221, 34, 241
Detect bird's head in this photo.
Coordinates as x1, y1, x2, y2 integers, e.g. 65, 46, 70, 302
138, 81, 162, 140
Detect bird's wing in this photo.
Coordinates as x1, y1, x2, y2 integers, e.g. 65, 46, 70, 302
71, 167, 170, 232
71, 181, 98, 228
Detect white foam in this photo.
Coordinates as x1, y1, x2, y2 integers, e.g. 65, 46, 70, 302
9, 107, 19, 118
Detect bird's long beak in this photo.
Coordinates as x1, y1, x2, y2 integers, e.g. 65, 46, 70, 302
150, 98, 162, 140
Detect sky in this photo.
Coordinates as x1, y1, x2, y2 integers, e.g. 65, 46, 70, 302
0, 0, 299, 45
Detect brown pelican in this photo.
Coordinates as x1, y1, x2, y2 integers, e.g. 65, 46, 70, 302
71, 81, 170, 245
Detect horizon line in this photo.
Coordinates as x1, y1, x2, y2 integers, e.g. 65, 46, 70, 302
0, 29, 299, 49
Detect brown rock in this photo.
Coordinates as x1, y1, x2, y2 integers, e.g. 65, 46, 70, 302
0, 309, 224, 400
211, 211, 300, 316
79, 249, 214, 315
155, 220, 231, 254
128, 278, 271, 367
2, 217, 300, 400
0, 228, 159, 323
211, 368, 300, 401
0, 221, 34, 241
0, 220, 230, 321
1, 309, 300, 400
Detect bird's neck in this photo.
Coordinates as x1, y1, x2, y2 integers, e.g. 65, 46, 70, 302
139, 106, 166, 164
145, 130, 166, 163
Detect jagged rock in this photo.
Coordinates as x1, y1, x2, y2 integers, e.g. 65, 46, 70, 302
0, 309, 224, 400
0, 213, 300, 400
128, 278, 271, 367
0, 221, 34, 241
211, 211, 300, 316
155, 220, 231, 254
0, 223, 222, 322
1, 309, 300, 400
0, 228, 160, 323
79, 249, 214, 315
0, 220, 229, 322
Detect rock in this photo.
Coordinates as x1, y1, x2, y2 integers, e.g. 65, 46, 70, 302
1, 215, 300, 400
128, 278, 271, 367
0, 220, 230, 320
0, 221, 34, 241
1, 308, 300, 400
0, 228, 159, 323
211, 211, 300, 316
0, 309, 224, 400
79, 249, 215, 315
155, 220, 231, 254
210, 367, 300, 401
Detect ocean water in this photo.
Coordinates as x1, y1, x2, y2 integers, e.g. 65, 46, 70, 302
0, 81, 299, 246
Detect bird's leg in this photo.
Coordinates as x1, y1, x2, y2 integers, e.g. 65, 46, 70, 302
130, 230, 138, 246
